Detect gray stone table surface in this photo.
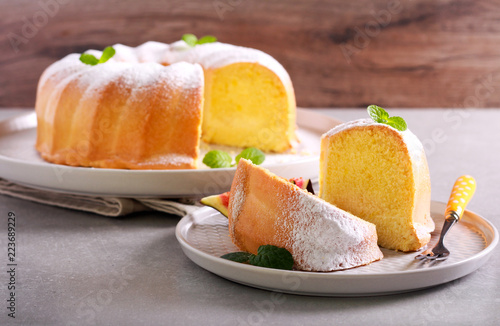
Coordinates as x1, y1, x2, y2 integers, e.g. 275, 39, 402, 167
0, 108, 499, 326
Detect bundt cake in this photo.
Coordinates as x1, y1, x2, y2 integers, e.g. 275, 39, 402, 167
36, 57, 204, 169
319, 119, 434, 252
35, 39, 296, 169
228, 159, 383, 272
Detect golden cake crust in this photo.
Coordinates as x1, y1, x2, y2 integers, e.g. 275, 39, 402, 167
228, 159, 383, 272
36, 58, 204, 169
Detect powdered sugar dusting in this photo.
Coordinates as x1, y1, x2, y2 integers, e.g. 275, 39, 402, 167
287, 189, 379, 271
77, 62, 133, 103
229, 160, 382, 272
42, 52, 203, 104
38, 53, 86, 88
134, 41, 170, 63
164, 41, 293, 91
137, 153, 195, 167
228, 168, 247, 235
81, 40, 292, 89
402, 128, 426, 163
40, 41, 288, 115
42, 40, 290, 98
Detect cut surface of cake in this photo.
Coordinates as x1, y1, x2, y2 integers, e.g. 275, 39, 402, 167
35, 40, 296, 170
165, 41, 296, 152
319, 119, 434, 252
228, 159, 383, 272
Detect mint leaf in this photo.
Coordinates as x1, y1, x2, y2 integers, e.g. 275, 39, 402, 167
203, 150, 232, 168
248, 245, 294, 270
221, 245, 294, 270
79, 53, 99, 66
235, 147, 265, 165
367, 105, 408, 131
197, 35, 217, 44
80, 46, 116, 66
203, 147, 265, 169
182, 34, 217, 47
367, 105, 389, 123
182, 33, 198, 47
221, 252, 252, 263
386, 116, 407, 131
99, 46, 116, 64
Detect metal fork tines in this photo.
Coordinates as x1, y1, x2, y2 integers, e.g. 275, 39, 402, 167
415, 212, 459, 261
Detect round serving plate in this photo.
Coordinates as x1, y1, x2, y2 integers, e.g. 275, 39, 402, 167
0, 108, 340, 197
176, 201, 498, 296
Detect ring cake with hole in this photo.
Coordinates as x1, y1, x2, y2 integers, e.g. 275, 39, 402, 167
35, 40, 296, 169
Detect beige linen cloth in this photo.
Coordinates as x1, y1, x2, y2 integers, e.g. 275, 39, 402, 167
0, 178, 200, 217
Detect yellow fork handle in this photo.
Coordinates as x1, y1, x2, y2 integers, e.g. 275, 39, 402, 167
445, 175, 476, 221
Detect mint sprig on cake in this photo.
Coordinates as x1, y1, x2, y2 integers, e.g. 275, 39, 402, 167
367, 105, 407, 131
79, 46, 116, 66
182, 34, 217, 47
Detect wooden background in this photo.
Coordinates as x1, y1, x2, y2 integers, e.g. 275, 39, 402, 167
1, 0, 500, 108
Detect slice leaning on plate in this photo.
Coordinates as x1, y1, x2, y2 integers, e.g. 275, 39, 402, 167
203, 159, 383, 272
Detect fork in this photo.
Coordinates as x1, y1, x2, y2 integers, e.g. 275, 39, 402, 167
415, 175, 476, 261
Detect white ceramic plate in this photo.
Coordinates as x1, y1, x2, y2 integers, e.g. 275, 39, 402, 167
176, 201, 498, 296
0, 109, 340, 197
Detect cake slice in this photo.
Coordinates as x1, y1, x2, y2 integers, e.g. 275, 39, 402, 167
228, 159, 383, 272
319, 119, 434, 252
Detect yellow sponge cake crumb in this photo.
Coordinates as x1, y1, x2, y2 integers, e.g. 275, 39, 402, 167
202, 62, 296, 152
319, 119, 434, 252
